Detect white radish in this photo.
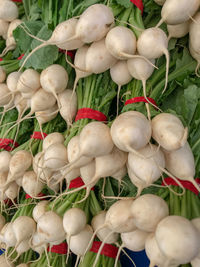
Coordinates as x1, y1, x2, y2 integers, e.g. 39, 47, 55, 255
0, 19, 22, 57
43, 143, 68, 169
155, 216, 200, 264
4, 182, 18, 203
22, 171, 44, 197
16, 69, 40, 94
80, 160, 96, 189
127, 165, 149, 195
121, 229, 149, 251
18, 18, 84, 71
127, 57, 156, 110
40, 64, 68, 96
105, 26, 137, 60
8, 151, 32, 183
0, 66, 6, 83
145, 233, 169, 267
72, 45, 92, 93
0, 255, 14, 267
12, 216, 36, 246
20, 3, 114, 69
110, 60, 132, 115
16, 176, 23, 187
45, 18, 84, 50
69, 122, 114, 168
0, 1, 18, 21
69, 224, 93, 257
7, 71, 21, 93
128, 144, 165, 190
152, 112, 188, 151
158, 0, 200, 26
75, 146, 127, 202
137, 27, 169, 93
76, 4, 114, 43
105, 199, 136, 233
0, 19, 9, 39
27, 88, 57, 117
0, 151, 11, 173
167, 21, 190, 40
91, 211, 119, 243
9, 150, 32, 179
33, 152, 53, 182
35, 104, 58, 125
86, 39, 117, 74
131, 194, 169, 232
63, 208, 87, 236
42, 132, 64, 151
32, 200, 49, 223
189, 12, 200, 53
15, 238, 30, 257
163, 142, 200, 192
4, 222, 16, 247
111, 111, 151, 154
0, 83, 12, 106
67, 135, 93, 169
37, 211, 65, 243
58, 89, 78, 126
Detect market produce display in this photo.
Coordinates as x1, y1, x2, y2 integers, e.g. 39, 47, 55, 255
0, 0, 199, 266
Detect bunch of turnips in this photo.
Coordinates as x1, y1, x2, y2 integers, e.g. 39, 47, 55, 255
0, 0, 199, 267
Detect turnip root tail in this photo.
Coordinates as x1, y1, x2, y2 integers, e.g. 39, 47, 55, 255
75, 255, 80, 267
44, 245, 53, 267
65, 54, 91, 73
120, 53, 158, 69
114, 243, 123, 267
0, 45, 14, 57
159, 166, 186, 196
83, 224, 107, 258
18, 42, 50, 72
19, 24, 46, 43
92, 230, 115, 267
116, 85, 121, 116
161, 48, 170, 94
141, 79, 162, 113
115, 19, 144, 33
66, 235, 71, 264
156, 18, 164, 28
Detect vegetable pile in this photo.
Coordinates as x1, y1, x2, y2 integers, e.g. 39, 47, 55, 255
0, 0, 199, 266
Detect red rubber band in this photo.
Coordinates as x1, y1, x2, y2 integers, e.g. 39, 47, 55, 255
12, 0, 23, 2
0, 138, 19, 151
25, 192, 45, 199
58, 49, 75, 60
75, 108, 107, 122
47, 242, 68, 254
69, 177, 94, 190
0, 58, 3, 62
31, 132, 47, 140
130, 0, 143, 14
17, 54, 24, 60
125, 96, 157, 108
162, 177, 200, 196
90, 241, 119, 259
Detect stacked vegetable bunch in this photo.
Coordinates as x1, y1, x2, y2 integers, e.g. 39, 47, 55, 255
0, 0, 199, 267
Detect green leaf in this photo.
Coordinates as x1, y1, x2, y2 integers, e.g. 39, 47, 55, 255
13, 21, 44, 52
116, 0, 131, 8
19, 25, 58, 70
